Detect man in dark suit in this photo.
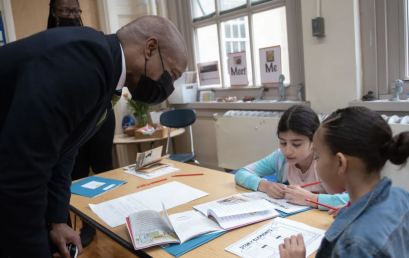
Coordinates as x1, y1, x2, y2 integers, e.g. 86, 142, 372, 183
0, 15, 187, 258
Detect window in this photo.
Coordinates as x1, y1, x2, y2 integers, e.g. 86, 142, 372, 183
361, 0, 409, 97
188, 0, 303, 88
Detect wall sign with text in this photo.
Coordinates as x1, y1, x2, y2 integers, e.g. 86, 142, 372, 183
197, 61, 221, 86
228, 51, 249, 86
259, 45, 282, 85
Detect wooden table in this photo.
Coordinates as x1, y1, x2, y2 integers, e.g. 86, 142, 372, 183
70, 160, 333, 258
112, 128, 185, 167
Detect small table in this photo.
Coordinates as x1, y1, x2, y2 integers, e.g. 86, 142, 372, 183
112, 128, 185, 167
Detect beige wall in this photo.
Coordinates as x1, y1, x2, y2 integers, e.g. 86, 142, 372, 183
302, 0, 361, 114
11, 0, 100, 40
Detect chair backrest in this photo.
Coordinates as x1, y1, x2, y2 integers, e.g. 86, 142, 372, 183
160, 109, 196, 128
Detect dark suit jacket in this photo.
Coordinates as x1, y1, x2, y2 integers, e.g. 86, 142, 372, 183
0, 27, 122, 257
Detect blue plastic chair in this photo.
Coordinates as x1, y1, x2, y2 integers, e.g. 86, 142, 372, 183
230, 169, 277, 183
160, 109, 198, 163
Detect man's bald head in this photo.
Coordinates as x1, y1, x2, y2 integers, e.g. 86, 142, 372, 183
117, 16, 188, 97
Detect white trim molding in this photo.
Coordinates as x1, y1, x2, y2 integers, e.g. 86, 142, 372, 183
0, 0, 16, 42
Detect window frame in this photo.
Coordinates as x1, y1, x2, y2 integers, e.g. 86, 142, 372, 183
361, 0, 409, 99
185, 0, 304, 89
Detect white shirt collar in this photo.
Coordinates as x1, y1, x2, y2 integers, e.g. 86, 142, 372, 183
116, 43, 126, 91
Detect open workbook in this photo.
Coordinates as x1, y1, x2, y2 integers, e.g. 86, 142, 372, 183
126, 204, 224, 250
193, 194, 281, 230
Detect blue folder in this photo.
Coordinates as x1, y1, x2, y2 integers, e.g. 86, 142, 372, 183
71, 176, 127, 198
162, 231, 228, 257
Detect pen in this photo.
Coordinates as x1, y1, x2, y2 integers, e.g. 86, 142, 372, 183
172, 173, 204, 177
305, 199, 339, 211
300, 181, 322, 188
137, 178, 168, 188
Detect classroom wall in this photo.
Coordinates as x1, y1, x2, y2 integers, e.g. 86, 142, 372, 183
301, 0, 362, 114
11, 0, 100, 40
172, 0, 363, 170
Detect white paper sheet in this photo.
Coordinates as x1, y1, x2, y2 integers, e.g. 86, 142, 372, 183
196, 199, 273, 218
241, 192, 310, 214
90, 182, 209, 228
225, 217, 325, 258
124, 167, 180, 180
193, 194, 280, 230
169, 210, 225, 244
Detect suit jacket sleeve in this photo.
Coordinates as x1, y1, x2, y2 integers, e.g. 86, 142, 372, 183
45, 151, 77, 223
0, 40, 108, 256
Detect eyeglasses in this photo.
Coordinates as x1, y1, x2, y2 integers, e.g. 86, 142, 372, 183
54, 8, 82, 17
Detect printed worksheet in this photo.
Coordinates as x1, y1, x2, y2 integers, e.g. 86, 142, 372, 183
225, 217, 325, 258
193, 194, 280, 230
241, 192, 310, 214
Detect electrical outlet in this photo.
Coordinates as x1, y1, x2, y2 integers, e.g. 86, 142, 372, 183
312, 17, 325, 37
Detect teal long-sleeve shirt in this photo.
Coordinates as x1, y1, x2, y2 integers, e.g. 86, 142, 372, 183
234, 149, 349, 210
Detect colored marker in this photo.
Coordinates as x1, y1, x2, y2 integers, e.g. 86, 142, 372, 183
172, 173, 204, 177
305, 199, 339, 211
137, 178, 168, 188
300, 181, 322, 188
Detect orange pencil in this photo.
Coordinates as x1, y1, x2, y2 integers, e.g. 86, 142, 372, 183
172, 173, 204, 177
305, 199, 339, 211
137, 178, 168, 188
300, 181, 322, 188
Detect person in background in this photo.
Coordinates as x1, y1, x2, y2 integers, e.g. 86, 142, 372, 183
47, 0, 116, 247
235, 105, 349, 210
279, 107, 409, 258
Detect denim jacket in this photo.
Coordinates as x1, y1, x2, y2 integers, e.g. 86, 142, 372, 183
316, 177, 409, 258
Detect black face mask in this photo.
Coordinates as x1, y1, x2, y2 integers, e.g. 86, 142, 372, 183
58, 17, 81, 27
131, 45, 175, 106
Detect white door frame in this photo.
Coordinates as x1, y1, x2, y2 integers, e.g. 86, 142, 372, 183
0, 0, 16, 42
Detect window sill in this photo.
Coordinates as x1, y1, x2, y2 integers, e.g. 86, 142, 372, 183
198, 84, 292, 91
349, 100, 409, 112
170, 100, 310, 111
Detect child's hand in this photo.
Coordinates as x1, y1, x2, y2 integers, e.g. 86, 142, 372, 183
285, 185, 318, 207
279, 234, 306, 258
328, 205, 346, 219
258, 181, 285, 199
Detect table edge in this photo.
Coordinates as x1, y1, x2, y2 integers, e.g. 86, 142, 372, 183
69, 205, 152, 258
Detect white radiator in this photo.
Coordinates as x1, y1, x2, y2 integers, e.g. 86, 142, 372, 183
214, 112, 409, 191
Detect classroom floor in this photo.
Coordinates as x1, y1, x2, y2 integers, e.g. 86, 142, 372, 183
70, 212, 136, 258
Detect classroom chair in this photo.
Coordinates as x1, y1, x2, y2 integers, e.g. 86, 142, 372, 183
160, 108, 199, 164
230, 169, 277, 183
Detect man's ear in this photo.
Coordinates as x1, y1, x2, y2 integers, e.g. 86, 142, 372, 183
144, 37, 158, 61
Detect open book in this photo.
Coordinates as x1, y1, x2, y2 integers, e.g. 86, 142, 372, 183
126, 204, 224, 250
124, 146, 171, 173
193, 194, 280, 230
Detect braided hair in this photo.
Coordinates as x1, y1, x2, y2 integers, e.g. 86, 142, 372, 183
47, 0, 83, 29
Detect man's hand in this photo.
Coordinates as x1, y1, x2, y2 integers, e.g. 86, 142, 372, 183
49, 223, 83, 258
258, 180, 286, 199
279, 234, 306, 258
328, 205, 346, 219
285, 185, 318, 207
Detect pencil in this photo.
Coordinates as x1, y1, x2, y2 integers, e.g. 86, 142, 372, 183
172, 173, 204, 177
300, 181, 322, 188
305, 199, 339, 211
137, 178, 168, 188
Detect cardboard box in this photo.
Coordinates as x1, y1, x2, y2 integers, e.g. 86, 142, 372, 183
134, 124, 176, 139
